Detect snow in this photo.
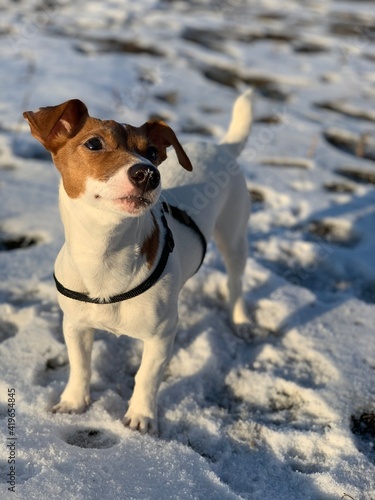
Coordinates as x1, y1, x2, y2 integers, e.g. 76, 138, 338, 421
1, 0, 375, 498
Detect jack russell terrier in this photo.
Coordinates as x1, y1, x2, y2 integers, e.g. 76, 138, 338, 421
23, 90, 253, 435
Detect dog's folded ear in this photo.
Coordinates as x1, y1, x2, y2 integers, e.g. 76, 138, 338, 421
144, 121, 193, 171
23, 99, 89, 153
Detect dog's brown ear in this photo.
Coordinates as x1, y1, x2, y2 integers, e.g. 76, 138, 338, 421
144, 120, 193, 171
23, 99, 89, 153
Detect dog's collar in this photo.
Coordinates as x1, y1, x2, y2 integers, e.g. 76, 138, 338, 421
53, 211, 175, 304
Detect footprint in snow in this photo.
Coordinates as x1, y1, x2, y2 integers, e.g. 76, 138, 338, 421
0, 231, 40, 251
225, 368, 335, 432
252, 331, 339, 388
62, 428, 118, 449
287, 447, 330, 474
34, 352, 68, 388
306, 218, 361, 247
351, 411, 375, 464
0, 318, 18, 343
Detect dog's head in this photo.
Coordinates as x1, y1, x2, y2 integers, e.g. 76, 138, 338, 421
23, 99, 192, 216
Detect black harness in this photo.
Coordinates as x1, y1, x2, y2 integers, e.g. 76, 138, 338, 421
53, 203, 207, 304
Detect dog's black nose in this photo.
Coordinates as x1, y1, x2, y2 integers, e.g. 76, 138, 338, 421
128, 164, 160, 191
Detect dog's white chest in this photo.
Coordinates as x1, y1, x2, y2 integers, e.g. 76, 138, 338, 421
58, 284, 174, 340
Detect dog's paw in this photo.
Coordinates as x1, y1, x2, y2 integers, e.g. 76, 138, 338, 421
123, 409, 159, 436
51, 396, 89, 415
233, 320, 271, 343
231, 299, 269, 342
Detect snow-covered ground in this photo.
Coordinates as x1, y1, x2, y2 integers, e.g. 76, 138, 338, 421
1, 0, 375, 498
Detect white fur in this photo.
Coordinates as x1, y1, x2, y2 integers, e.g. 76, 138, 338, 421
52, 91, 253, 434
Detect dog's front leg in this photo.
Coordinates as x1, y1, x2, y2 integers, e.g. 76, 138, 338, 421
123, 330, 176, 435
52, 317, 94, 414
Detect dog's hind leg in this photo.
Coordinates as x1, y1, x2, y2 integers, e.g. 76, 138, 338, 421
213, 179, 254, 340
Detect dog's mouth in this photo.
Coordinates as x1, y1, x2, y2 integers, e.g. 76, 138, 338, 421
120, 195, 151, 205
115, 195, 153, 212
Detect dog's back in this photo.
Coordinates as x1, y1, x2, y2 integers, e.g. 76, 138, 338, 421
160, 89, 253, 239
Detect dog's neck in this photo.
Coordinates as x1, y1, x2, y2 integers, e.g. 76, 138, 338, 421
58, 183, 157, 300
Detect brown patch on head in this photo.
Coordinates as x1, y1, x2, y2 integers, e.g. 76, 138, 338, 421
140, 212, 160, 269
52, 119, 140, 198
25, 101, 150, 198
24, 100, 192, 199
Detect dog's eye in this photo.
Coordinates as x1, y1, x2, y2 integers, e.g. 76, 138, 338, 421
146, 146, 158, 162
84, 138, 103, 151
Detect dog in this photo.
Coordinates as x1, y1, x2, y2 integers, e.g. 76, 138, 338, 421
23, 90, 253, 435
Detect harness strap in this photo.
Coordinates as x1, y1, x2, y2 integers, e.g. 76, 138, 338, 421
162, 202, 207, 273
53, 212, 174, 304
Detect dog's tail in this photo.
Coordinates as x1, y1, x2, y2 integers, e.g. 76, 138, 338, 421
219, 89, 253, 157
